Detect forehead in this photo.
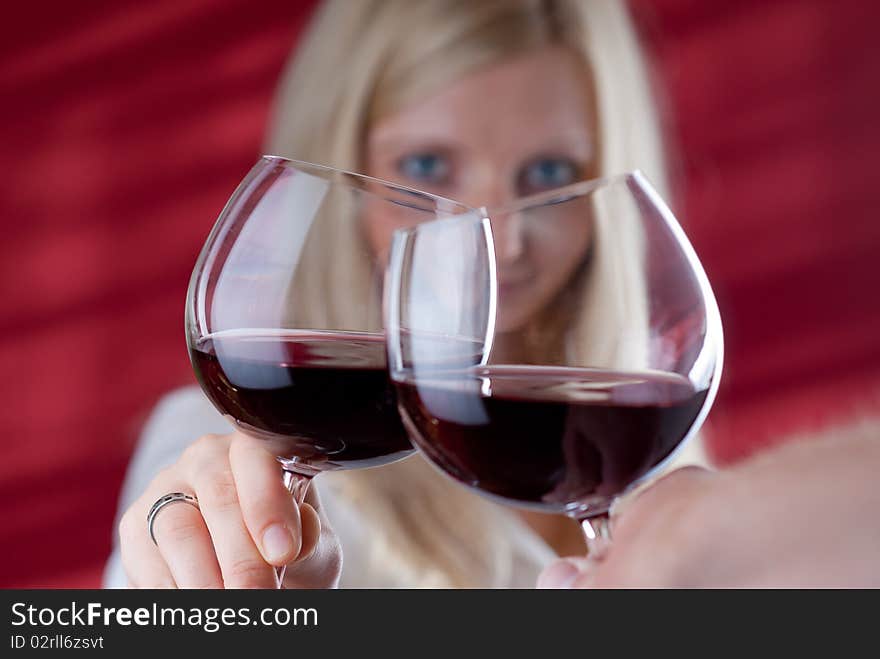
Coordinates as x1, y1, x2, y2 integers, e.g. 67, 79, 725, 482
368, 45, 595, 156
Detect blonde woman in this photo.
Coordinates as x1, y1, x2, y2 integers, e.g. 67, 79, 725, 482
106, 0, 708, 589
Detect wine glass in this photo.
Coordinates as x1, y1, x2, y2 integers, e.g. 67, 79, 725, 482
385, 171, 723, 558
185, 156, 470, 587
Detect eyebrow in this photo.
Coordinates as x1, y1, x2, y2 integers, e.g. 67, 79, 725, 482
368, 131, 463, 152
369, 132, 594, 160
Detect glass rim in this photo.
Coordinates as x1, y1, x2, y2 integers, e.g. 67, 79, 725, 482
390, 169, 648, 238
260, 154, 473, 214
480, 169, 645, 215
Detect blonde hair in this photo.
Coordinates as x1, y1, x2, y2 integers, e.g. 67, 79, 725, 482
265, 0, 672, 587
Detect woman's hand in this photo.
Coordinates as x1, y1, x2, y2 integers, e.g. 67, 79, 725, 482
119, 432, 342, 588
538, 428, 880, 588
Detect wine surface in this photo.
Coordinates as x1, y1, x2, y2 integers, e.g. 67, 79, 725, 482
191, 330, 413, 469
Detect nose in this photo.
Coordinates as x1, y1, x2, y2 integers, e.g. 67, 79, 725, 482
454, 164, 510, 210
490, 211, 525, 264
454, 162, 524, 264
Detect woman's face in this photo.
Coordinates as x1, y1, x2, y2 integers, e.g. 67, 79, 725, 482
363, 46, 597, 332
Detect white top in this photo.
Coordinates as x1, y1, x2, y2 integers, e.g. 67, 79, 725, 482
103, 387, 707, 589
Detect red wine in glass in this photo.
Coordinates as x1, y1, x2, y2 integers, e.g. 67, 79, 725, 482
186, 156, 471, 587
396, 365, 707, 508
386, 173, 723, 553
190, 330, 413, 470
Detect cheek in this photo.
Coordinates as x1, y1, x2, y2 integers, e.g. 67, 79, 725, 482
360, 210, 396, 259
530, 216, 593, 281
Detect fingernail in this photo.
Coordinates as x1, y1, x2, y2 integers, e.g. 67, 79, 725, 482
538, 558, 585, 589
262, 524, 295, 564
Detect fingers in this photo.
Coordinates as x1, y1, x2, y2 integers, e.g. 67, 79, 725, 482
537, 556, 592, 589
538, 467, 717, 590
120, 466, 222, 588
118, 501, 176, 588
150, 496, 223, 588
119, 432, 339, 590
228, 435, 304, 566
601, 467, 717, 587
184, 437, 277, 589
611, 465, 712, 531
297, 503, 321, 560
283, 501, 342, 589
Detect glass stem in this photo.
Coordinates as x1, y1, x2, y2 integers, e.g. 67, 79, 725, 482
579, 512, 612, 561
274, 470, 313, 589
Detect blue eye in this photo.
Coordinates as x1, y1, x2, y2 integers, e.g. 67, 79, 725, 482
397, 153, 451, 185
518, 158, 579, 194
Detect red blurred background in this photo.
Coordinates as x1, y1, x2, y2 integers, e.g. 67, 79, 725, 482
1, 0, 878, 587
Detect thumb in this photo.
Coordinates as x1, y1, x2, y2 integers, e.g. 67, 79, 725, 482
537, 557, 595, 589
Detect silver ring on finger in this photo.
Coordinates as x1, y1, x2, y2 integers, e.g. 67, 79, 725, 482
147, 492, 200, 545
